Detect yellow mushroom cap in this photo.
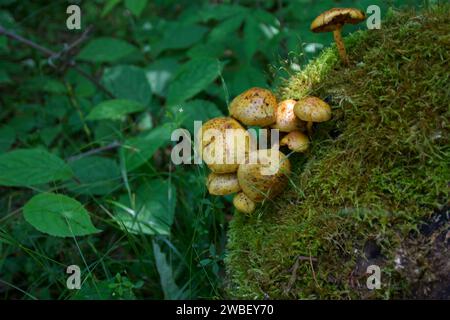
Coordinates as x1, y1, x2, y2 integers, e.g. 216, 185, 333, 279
229, 87, 277, 127
294, 96, 331, 123
271, 99, 306, 132
198, 117, 251, 173
280, 131, 309, 153
237, 149, 291, 202
310, 8, 366, 33
207, 172, 241, 195
233, 192, 256, 214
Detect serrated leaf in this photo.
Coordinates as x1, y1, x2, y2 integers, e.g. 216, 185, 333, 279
125, 0, 147, 17
23, 193, 100, 237
114, 179, 176, 235
122, 124, 172, 171
87, 99, 145, 121
66, 156, 121, 195
102, 65, 152, 106
0, 149, 72, 187
77, 37, 137, 63
167, 58, 222, 105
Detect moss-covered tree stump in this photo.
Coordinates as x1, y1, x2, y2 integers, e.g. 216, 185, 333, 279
226, 6, 449, 299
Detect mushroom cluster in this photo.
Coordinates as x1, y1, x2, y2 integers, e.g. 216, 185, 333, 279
198, 87, 332, 214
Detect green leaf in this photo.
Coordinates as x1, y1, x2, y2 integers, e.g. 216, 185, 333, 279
152, 240, 186, 299
0, 125, 15, 152
23, 193, 100, 237
0, 149, 72, 187
87, 99, 145, 121
102, 65, 152, 106
167, 99, 223, 134
156, 23, 208, 53
125, 0, 147, 17
77, 37, 137, 63
208, 15, 244, 42
167, 58, 222, 105
114, 179, 176, 235
145, 58, 179, 97
66, 156, 121, 196
122, 124, 172, 171
243, 16, 261, 61
101, 0, 122, 17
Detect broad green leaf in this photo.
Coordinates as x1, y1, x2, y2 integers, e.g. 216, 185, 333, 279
198, 4, 247, 22
243, 16, 261, 61
186, 41, 226, 59
145, 58, 179, 97
87, 99, 145, 121
122, 124, 173, 171
167, 58, 222, 105
152, 240, 186, 299
102, 65, 152, 106
0, 149, 72, 187
77, 37, 137, 63
23, 193, 100, 237
156, 23, 208, 53
66, 156, 121, 196
167, 99, 223, 134
0, 125, 15, 152
114, 179, 176, 235
125, 0, 147, 17
208, 15, 244, 42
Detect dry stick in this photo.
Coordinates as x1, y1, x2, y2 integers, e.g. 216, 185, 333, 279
0, 24, 114, 98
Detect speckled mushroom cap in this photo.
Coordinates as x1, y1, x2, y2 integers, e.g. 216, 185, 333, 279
294, 96, 331, 123
207, 172, 241, 195
229, 87, 277, 127
233, 192, 256, 214
310, 8, 366, 33
280, 131, 309, 153
237, 149, 291, 202
198, 117, 251, 173
271, 99, 306, 132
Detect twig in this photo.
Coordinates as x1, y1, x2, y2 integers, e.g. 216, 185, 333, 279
66, 141, 121, 162
0, 24, 114, 98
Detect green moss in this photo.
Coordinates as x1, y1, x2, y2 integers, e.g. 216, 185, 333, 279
226, 6, 450, 299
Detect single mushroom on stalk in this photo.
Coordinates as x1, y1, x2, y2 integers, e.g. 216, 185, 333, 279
294, 96, 331, 136
310, 8, 365, 65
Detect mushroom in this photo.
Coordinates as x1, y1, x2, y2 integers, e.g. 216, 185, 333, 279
237, 149, 291, 202
271, 99, 306, 133
310, 8, 365, 65
294, 96, 331, 136
280, 131, 309, 153
229, 87, 277, 127
233, 192, 256, 214
198, 117, 251, 173
207, 172, 241, 195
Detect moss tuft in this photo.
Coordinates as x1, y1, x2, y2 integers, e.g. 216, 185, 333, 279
225, 5, 450, 299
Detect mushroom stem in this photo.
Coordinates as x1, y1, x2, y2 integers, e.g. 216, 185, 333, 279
333, 26, 349, 65
306, 121, 313, 136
